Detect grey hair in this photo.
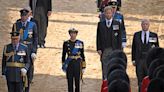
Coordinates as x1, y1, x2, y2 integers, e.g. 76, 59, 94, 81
141, 19, 150, 24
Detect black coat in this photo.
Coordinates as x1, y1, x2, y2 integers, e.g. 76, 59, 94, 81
96, 20, 122, 52
132, 31, 159, 64
29, 0, 52, 13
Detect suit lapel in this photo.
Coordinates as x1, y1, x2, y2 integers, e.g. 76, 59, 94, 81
139, 31, 143, 44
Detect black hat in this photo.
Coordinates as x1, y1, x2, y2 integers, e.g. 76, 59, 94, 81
146, 47, 164, 69
148, 59, 164, 79
107, 63, 125, 79
147, 78, 164, 92
107, 50, 127, 63
101, 50, 127, 66
107, 69, 130, 85
107, 58, 127, 69
108, 1, 118, 7
10, 31, 20, 38
20, 9, 29, 16
68, 28, 78, 33
108, 79, 130, 92
154, 65, 164, 79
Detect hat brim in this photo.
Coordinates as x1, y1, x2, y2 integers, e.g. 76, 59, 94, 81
11, 36, 19, 39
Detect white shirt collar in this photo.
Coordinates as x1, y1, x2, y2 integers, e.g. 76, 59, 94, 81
141, 30, 150, 44
105, 18, 113, 27
27, 17, 32, 22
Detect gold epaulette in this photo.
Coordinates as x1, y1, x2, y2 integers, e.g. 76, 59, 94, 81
68, 56, 81, 60
20, 43, 28, 47
81, 61, 86, 68
6, 62, 25, 68
3, 45, 15, 56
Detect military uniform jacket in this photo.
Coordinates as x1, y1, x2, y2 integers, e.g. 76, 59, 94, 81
113, 12, 126, 43
132, 31, 159, 64
96, 20, 122, 52
2, 43, 30, 82
12, 21, 38, 54
62, 40, 85, 63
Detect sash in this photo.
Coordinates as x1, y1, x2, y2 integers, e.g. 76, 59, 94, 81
23, 22, 34, 40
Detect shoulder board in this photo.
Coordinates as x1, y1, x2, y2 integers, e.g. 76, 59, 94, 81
76, 39, 83, 43
65, 40, 70, 43
116, 11, 122, 15
29, 21, 35, 25
20, 43, 28, 47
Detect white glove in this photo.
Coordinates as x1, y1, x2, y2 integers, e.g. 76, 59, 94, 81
132, 61, 136, 66
21, 68, 27, 76
82, 69, 85, 74
31, 53, 37, 61
2, 75, 6, 80
122, 42, 126, 48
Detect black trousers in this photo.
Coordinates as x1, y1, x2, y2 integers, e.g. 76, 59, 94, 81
66, 60, 81, 92
7, 81, 23, 92
136, 58, 147, 92
34, 7, 48, 45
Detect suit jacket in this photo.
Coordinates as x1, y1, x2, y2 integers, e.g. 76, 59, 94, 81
12, 21, 38, 54
132, 31, 159, 64
2, 43, 30, 82
96, 20, 122, 52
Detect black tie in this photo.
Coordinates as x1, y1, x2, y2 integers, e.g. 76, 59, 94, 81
144, 32, 147, 44
108, 21, 110, 26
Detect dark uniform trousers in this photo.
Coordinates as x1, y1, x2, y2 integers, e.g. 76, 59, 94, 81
7, 81, 23, 92
34, 7, 47, 45
66, 60, 81, 92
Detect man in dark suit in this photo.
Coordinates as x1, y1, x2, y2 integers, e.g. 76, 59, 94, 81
2, 31, 30, 92
131, 19, 159, 92
29, 0, 52, 48
96, 6, 122, 79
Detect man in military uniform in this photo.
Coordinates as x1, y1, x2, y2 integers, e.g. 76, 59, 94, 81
2, 31, 30, 92
29, 0, 52, 48
131, 19, 159, 92
17, 7, 38, 34
12, 8, 38, 92
62, 28, 86, 92
108, 0, 127, 49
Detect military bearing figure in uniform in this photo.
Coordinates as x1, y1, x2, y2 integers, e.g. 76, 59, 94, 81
12, 8, 38, 92
108, 0, 127, 49
2, 31, 30, 92
62, 28, 86, 92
